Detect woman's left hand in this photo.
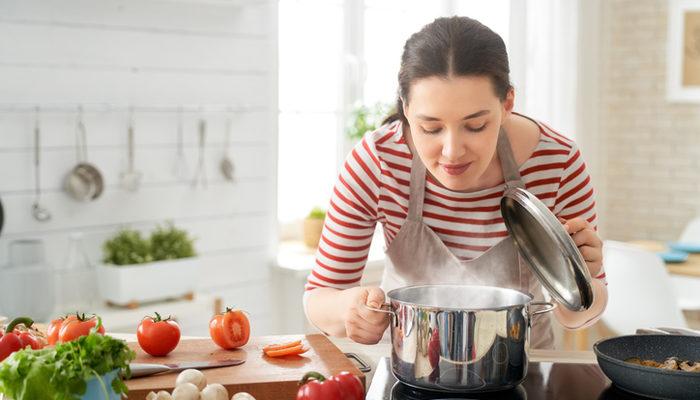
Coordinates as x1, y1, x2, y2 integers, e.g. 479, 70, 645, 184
560, 217, 603, 277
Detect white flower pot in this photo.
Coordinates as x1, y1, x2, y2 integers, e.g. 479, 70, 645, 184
97, 258, 199, 306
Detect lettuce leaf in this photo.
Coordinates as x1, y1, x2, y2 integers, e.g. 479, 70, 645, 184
0, 334, 135, 400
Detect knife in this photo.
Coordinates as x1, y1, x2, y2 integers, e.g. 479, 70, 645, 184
128, 359, 245, 379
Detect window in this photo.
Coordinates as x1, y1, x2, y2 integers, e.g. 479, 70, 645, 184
278, 0, 516, 236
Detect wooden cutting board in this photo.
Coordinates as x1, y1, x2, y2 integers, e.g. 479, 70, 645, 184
126, 334, 365, 399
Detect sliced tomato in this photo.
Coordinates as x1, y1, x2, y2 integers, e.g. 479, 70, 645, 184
209, 307, 250, 350
264, 344, 308, 357
262, 340, 302, 353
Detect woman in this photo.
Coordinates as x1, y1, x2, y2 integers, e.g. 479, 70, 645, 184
304, 16, 607, 348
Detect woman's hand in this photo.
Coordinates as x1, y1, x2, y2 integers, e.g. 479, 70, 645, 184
561, 217, 603, 277
344, 287, 391, 345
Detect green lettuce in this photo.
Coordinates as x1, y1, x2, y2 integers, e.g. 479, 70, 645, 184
0, 333, 135, 400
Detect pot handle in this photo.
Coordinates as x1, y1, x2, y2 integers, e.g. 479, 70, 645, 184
529, 301, 557, 317
363, 302, 398, 326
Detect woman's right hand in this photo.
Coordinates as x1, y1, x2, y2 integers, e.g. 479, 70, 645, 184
344, 286, 391, 344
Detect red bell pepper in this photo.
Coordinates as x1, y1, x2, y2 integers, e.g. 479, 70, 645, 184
0, 317, 46, 362
296, 371, 364, 400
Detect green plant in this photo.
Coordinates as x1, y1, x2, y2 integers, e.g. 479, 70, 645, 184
102, 223, 196, 266
102, 229, 152, 265
0, 328, 135, 400
345, 102, 394, 142
307, 207, 326, 220
150, 222, 196, 261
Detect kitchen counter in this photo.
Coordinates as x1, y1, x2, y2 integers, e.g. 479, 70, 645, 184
112, 333, 598, 389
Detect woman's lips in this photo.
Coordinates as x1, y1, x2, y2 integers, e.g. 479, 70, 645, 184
440, 162, 471, 176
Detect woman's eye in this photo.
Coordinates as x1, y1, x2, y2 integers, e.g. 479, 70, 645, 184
467, 123, 487, 133
421, 127, 442, 135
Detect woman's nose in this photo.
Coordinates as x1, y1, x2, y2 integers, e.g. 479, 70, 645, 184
441, 130, 466, 160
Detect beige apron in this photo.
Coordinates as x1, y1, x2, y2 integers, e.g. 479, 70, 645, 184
381, 127, 555, 349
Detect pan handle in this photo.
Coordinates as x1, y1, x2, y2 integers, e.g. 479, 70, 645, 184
529, 301, 557, 317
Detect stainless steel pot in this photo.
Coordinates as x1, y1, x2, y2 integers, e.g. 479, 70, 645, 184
368, 284, 555, 393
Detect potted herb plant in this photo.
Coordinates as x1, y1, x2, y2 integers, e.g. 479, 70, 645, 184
303, 207, 326, 249
97, 222, 198, 307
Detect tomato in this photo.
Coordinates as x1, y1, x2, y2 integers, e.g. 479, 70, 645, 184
209, 307, 250, 349
58, 313, 105, 343
137, 312, 181, 357
47, 315, 75, 345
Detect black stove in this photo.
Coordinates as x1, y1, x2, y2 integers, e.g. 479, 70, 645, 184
366, 358, 654, 400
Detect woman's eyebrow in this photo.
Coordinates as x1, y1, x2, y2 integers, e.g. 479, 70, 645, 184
416, 110, 490, 121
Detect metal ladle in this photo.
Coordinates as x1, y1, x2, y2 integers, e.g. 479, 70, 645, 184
32, 107, 51, 222
220, 116, 235, 182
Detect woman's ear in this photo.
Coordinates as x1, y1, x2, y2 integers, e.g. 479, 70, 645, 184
401, 98, 409, 120
502, 87, 515, 116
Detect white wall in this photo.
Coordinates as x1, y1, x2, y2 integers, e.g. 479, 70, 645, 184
0, 0, 278, 334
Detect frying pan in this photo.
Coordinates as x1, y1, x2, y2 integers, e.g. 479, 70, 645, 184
594, 335, 700, 399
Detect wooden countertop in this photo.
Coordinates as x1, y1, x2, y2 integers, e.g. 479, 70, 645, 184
628, 240, 700, 278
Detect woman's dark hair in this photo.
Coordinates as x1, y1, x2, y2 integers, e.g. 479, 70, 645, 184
383, 16, 511, 125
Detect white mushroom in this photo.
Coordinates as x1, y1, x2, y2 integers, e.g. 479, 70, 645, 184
231, 393, 256, 400
176, 369, 207, 391
172, 382, 200, 400
200, 383, 228, 400
146, 391, 173, 400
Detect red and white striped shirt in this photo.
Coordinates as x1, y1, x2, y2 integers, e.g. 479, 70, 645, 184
306, 118, 602, 291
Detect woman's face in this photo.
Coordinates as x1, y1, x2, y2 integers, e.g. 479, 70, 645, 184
403, 75, 513, 191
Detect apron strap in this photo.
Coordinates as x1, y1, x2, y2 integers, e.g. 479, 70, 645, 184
496, 126, 531, 293
497, 126, 526, 190
407, 153, 427, 221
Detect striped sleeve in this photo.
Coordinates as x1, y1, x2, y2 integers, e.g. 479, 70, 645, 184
305, 134, 381, 291
552, 142, 606, 282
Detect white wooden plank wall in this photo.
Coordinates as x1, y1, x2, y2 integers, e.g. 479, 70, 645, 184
0, 0, 279, 335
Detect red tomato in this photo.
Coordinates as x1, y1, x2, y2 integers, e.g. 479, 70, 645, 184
209, 307, 250, 349
137, 312, 181, 357
58, 314, 105, 343
47, 316, 72, 345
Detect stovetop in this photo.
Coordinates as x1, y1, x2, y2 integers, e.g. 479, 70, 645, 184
366, 357, 652, 400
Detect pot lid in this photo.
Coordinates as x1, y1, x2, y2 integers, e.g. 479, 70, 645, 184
500, 187, 593, 311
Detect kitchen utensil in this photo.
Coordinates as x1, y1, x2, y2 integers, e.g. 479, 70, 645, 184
594, 334, 700, 399
173, 107, 189, 181
501, 187, 594, 311
120, 110, 142, 191
126, 335, 364, 399
220, 116, 235, 181
64, 108, 104, 201
8, 239, 46, 266
129, 359, 245, 379
1, 192, 5, 237
635, 327, 700, 336
191, 119, 207, 188
366, 284, 555, 393
31, 107, 51, 222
